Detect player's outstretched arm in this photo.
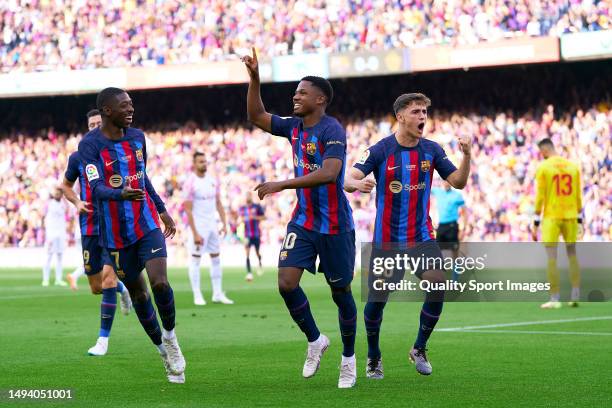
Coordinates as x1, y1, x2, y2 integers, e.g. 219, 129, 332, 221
242, 47, 272, 132
446, 135, 472, 189
254, 158, 342, 199
344, 167, 376, 193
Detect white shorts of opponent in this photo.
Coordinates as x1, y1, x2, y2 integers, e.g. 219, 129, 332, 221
187, 226, 220, 256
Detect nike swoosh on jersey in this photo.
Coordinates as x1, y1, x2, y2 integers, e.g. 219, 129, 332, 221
387, 165, 400, 170
329, 277, 343, 283
151, 247, 163, 253
105, 160, 117, 166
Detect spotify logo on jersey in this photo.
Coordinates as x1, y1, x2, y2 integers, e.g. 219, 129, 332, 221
109, 174, 123, 188
389, 180, 403, 194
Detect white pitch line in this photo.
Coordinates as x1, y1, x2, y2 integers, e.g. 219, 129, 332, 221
453, 329, 612, 336
438, 316, 612, 332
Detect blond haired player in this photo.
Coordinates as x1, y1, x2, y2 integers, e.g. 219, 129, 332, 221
532, 138, 582, 309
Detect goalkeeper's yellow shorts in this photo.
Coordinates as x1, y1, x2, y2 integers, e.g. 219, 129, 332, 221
542, 218, 578, 246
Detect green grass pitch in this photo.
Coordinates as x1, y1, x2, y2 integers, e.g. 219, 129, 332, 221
1, 267, 610, 407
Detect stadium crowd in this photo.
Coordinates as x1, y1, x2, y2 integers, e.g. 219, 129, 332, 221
0, 102, 609, 248
2, 0, 609, 72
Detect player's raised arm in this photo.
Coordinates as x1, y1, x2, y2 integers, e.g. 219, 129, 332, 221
242, 47, 272, 132
445, 135, 472, 189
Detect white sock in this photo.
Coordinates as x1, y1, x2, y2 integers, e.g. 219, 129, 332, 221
162, 328, 176, 340
43, 252, 52, 282
189, 256, 202, 298
342, 354, 355, 364
309, 334, 322, 346
71, 265, 85, 280
210, 256, 222, 297
156, 344, 167, 355
97, 336, 109, 345
54, 252, 63, 282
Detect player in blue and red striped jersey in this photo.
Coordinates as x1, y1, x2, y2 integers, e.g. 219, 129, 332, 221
346, 93, 471, 379
61, 109, 133, 357
239, 193, 265, 281
243, 48, 358, 388
78, 87, 186, 384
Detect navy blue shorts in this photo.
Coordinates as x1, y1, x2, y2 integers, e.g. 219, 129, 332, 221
246, 237, 261, 250
278, 222, 355, 288
106, 229, 167, 282
82, 235, 112, 276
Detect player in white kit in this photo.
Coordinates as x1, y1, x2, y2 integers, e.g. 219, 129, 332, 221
42, 186, 68, 286
183, 152, 234, 305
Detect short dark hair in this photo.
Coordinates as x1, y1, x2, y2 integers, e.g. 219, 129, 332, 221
96, 87, 126, 111
86, 109, 100, 119
193, 151, 205, 161
537, 138, 554, 148
393, 93, 431, 115
300, 76, 333, 106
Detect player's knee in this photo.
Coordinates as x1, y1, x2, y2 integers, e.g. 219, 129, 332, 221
90, 284, 102, 295
330, 284, 351, 295
132, 290, 149, 304
102, 273, 117, 288
278, 277, 298, 293
151, 281, 170, 294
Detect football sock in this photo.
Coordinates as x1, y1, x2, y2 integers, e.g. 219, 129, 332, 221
332, 290, 357, 357
71, 266, 85, 280
547, 258, 560, 299
152, 286, 176, 332
280, 286, 320, 342
54, 253, 63, 282
99, 288, 117, 338
414, 301, 443, 349
364, 302, 386, 358
188, 256, 202, 297
246, 256, 252, 273
569, 255, 580, 299
210, 256, 222, 296
43, 253, 52, 282
133, 294, 162, 345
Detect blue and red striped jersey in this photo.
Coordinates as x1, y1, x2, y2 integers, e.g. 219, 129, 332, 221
239, 203, 264, 238
78, 127, 167, 249
354, 135, 457, 243
271, 114, 354, 235
65, 151, 98, 236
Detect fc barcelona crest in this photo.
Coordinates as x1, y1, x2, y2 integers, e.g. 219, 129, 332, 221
136, 149, 144, 162
420, 160, 431, 172
306, 142, 316, 155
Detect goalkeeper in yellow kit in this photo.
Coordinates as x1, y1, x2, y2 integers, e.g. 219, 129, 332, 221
532, 138, 583, 309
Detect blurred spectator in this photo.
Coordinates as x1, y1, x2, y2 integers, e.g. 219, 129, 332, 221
1, 0, 609, 72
